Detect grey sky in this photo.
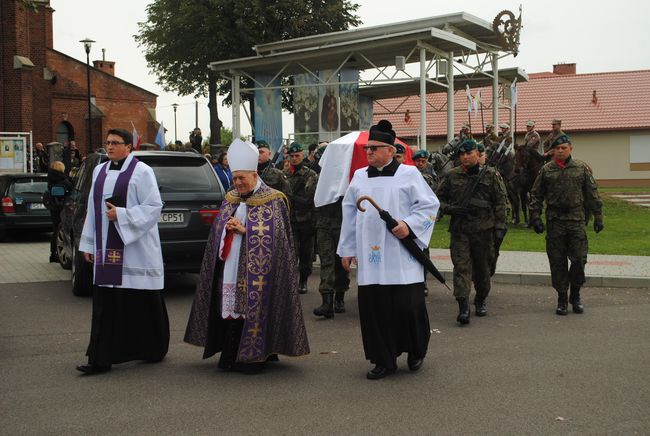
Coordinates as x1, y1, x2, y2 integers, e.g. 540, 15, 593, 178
51, 0, 650, 144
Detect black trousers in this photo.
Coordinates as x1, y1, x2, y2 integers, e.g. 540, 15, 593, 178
358, 283, 431, 370
86, 286, 170, 366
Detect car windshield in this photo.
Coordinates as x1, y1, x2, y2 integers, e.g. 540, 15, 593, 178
10, 178, 48, 195
139, 156, 220, 193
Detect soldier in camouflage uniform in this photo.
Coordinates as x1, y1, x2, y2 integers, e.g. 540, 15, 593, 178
481, 123, 499, 155
256, 140, 289, 193
412, 149, 439, 296
285, 142, 319, 294
529, 134, 604, 315
542, 119, 566, 161
436, 139, 508, 325
313, 196, 351, 318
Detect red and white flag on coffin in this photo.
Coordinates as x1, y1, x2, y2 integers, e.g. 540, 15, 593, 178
314, 131, 414, 207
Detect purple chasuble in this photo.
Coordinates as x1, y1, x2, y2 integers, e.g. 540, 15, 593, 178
93, 157, 139, 285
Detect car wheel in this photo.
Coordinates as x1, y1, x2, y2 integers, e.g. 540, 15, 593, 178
56, 228, 72, 270
72, 249, 93, 297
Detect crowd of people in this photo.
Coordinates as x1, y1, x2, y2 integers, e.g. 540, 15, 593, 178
72, 119, 603, 380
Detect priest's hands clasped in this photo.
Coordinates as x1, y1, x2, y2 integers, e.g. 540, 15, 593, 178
225, 217, 246, 235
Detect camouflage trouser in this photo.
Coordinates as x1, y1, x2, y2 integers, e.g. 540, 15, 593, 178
450, 229, 495, 300
546, 220, 587, 294
316, 220, 350, 296
292, 220, 314, 284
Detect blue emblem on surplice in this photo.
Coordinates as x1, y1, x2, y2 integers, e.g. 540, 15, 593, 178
368, 245, 382, 264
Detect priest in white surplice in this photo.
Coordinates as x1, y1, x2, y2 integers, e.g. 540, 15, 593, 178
338, 120, 440, 380
76, 128, 169, 375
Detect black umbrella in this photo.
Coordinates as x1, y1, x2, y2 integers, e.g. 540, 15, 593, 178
356, 195, 451, 291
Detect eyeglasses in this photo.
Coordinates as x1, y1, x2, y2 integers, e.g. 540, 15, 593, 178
362, 145, 390, 152
103, 141, 125, 146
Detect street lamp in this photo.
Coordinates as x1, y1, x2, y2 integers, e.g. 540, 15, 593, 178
79, 37, 95, 154
172, 103, 179, 142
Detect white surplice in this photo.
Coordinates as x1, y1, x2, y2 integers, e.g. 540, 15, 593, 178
79, 153, 164, 290
337, 164, 440, 286
218, 179, 262, 319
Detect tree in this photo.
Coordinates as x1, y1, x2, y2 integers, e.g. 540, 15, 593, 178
135, 0, 361, 144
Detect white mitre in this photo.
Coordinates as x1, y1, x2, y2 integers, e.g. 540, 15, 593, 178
227, 139, 259, 172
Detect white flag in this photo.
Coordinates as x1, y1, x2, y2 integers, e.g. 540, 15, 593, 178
510, 79, 518, 108
465, 84, 473, 113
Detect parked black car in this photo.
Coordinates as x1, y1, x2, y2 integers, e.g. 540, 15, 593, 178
0, 173, 51, 240
57, 151, 225, 295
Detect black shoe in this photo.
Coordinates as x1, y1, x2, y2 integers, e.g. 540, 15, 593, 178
298, 281, 308, 294
456, 298, 470, 325
407, 354, 424, 372
313, 294, 334, 318
475, 298, 487, 317
266, 354, 280, 362
556, 292, 568, 316
49, 254, 59, 263
76, 364, 111, 375
366, 365, 395, 380
570, 287, 584, 314
334, 292, 346, 313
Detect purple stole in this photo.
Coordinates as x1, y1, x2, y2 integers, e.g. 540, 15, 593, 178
93, 157, 139, 285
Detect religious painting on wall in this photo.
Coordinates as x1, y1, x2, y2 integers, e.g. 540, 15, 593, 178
339, 68, 359, 134
293, 73, 319, 146
358, 96, 374, 131
319, 69, 340, 142
254, 73, 283, 154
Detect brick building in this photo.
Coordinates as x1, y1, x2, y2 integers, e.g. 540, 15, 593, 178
1, 0, 158, 155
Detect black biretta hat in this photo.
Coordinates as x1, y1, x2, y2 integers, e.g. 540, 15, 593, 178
368, 119, 396, 146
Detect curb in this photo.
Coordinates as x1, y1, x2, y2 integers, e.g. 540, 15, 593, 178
311, 266, 650, 289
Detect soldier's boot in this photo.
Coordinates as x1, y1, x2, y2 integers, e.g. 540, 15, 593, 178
569, 286, 584, 314
456, 297, 470, 325
313, 294, 334, 318
556, 292, 569, 316
298, 280, 308, 295
474, 296, 488, 317
334, 292, 346, 314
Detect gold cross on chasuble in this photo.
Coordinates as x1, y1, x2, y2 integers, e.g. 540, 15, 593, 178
251, 221, 269, 236
106, 250, 122, 264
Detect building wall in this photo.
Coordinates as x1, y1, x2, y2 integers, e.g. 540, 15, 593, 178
47, 50, 157, 152
570, 130, 650, 186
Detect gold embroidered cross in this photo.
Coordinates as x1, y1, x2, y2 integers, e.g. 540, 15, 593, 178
107, 250, 121, 264
252, 275, 267, 291
248, 322, 261, 338
251, 221, 269, 236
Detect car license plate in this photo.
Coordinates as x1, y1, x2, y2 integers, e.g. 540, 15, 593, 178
30, 203, 46, 210
159, 212, 184, 223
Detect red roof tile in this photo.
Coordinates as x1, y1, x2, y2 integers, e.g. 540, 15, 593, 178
374, 70, 650, 138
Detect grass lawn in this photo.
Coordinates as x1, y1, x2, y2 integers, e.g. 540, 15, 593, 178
430, 192, 650, 256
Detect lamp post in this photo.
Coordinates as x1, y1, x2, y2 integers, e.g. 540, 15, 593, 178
172, 103, 179, 142
79, 38, 95, 154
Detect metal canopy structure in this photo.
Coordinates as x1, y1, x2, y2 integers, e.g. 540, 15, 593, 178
209, 10, 523, 147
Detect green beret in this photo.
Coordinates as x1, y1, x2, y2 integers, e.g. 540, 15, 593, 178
255, 140, 270, 149
287, 142, 303, 153
413, 150, 429, 159
457, 139, 478, 154
551, 134, 571, 148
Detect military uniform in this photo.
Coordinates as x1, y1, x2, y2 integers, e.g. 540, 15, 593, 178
529, 137, 603, 315
481, 124, 500, 156
436, 140, 508, 324
523, 123, 542, 155
542, 120, 566, 156
258, 160, 289, 193
313, 198, 350, 317
285, 144, 319, 292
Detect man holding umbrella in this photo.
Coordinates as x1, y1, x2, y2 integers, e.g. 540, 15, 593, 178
338, 120, 440, 380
